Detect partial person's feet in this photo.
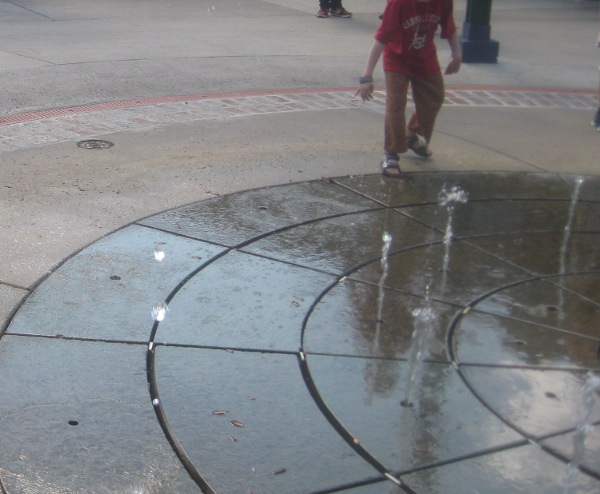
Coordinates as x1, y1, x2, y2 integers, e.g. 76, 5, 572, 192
329, 7, 352, 18
317, 9, 329, 18
406, 134, 432, 157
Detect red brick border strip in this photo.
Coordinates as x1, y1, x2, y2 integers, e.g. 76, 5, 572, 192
1, 86, 596, 127
0, 87, 358, 126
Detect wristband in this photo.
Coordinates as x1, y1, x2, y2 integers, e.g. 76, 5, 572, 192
359, 76, 373, 84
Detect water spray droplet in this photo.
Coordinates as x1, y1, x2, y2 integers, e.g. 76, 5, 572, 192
563, 373, 600, 493
437, 185, 469, 276
373, 231, 393, 352
402, 292, 437, 407
152, 302, 168, 321
438, 185, 469, 207
153, 243, 165, 262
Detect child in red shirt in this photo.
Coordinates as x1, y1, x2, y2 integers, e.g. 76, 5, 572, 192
357, 0, 462, 176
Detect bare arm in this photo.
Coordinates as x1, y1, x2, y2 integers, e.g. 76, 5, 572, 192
444, 31, 462, 75
356, 40, 385, 101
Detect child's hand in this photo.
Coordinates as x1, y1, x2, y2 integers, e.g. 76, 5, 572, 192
355, 83, 375, 101
445, 57, 462, 75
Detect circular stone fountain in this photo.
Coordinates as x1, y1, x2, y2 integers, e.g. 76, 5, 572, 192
1, 172, 599, 494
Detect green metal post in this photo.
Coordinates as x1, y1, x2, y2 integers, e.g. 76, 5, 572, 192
461, 0, 499, 63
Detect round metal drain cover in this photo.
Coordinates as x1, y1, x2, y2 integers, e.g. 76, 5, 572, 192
77, 139, 114, 150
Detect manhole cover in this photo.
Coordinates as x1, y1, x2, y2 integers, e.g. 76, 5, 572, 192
77, 139, 114, 150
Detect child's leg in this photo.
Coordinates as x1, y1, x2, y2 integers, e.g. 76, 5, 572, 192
384, 71, 410, 155
406, 73, 445, 144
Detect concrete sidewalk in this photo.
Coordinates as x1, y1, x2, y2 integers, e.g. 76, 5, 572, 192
0, 0, 599, 493
0, 0, 598, 294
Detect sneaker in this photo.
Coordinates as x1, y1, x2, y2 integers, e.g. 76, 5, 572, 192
330, 7, 352, 18
317, 9, 329, 18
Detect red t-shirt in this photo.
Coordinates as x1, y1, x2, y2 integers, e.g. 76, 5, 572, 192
375, 0, 456, 78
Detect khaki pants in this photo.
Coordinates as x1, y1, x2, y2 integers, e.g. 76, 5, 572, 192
384, 71, 445, 154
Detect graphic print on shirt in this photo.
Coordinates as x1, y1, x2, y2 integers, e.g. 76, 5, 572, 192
403, 14, 441, 51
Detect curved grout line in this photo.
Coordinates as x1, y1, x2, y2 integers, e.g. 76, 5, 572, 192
447, 311, 544, 442
144, 249, 236, 491
296, 350, 405, 487
294, 213, 444, 484
146, 336, 217, 494
449, 355, 600, 479
446, 272, 600, 470
457, 307, 600, 346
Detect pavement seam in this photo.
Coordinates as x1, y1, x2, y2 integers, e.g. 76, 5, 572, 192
0, 86, 597, 154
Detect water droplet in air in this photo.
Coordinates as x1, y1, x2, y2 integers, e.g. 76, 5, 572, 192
154, 247, 165, 262
438, 185, 469, 207
152, 302, 169, 321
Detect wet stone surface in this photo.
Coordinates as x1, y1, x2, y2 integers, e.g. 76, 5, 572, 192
1, 172, 599, 493
303, 280, 456, 361
5, 225, 228, 342
139, 180, 382, 247
0, 337, 198, 493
